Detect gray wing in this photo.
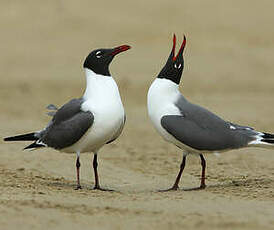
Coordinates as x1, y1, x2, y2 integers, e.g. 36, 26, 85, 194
46, 104, 58, 117
46, 104, 58, 110
52, 98, 85, 124
161, 97, 256, 151
39, 98, 94, 149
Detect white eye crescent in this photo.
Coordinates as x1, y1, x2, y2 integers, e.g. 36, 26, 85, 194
174, 63, 181, 69
96, 51, 102, 58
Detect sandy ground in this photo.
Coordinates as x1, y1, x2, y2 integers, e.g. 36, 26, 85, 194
1, 0, 274, 229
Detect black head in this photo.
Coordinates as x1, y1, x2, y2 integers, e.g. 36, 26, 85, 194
157, 34, 186, 84
83, 45, 131, 76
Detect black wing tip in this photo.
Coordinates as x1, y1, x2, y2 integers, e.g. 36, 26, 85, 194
261, 139, 274, 144
4, 136, 18, 141
23, 142, 45, 150
262, 132, 274, 139
4, 132, 38, 142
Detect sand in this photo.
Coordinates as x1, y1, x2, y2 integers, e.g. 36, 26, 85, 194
1, 0, 274, 229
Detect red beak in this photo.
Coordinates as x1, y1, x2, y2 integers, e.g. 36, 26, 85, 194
111, 45, 131, 56
172, 34, 186, 61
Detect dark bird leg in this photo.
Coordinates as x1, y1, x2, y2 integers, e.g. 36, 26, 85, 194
199, 154, 206, 189
75, 155, 82, 190
160, 155, 186, 191
93, 153, 100, 189
92, 153, 113, 191
171, 155, 186, 190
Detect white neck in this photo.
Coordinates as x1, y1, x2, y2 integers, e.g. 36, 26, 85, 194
147, 78, 182, 135
147, 78, 181, 114
148, 78, 180, 98
83, 68, 119, 100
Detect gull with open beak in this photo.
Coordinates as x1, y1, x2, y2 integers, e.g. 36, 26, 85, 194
147, 34, 274, 191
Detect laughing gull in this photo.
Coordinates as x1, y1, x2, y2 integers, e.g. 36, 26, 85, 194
147, 34, 274, 191
4, 44, 131, 190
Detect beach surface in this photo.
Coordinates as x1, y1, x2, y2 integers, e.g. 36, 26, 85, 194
1, 1, 274, 229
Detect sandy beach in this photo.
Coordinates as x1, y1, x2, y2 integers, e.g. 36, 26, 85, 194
1, 1, 274, 229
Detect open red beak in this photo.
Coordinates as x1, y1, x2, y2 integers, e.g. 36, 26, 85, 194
172, 34, 186, 61
111, 45, 131, 56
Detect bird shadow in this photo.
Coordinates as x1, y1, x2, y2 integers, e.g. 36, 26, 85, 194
207, 177, 272, 189
159, 178, 272, 192
47, 181, 118, 192
42, 176, 272, 194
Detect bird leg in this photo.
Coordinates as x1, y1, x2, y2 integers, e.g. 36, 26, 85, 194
93, 153, 100, 189
92, 153, 113, 191
160, 155, 186, 191
75, 156, 82, 190
171, 155, 186, 190
199, 154, 206, 189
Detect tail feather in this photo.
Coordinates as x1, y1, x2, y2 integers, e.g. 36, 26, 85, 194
4, 132, 38, 142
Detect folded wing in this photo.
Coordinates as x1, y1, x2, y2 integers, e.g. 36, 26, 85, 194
35, 98, 94, 150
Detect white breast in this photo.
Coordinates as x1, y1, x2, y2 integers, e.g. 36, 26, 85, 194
63, 69, 125, 153
147, 78, 182, 143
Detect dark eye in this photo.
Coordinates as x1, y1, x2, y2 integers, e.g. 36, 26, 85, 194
174, 63, 182, 69
96, 51, 102, 58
